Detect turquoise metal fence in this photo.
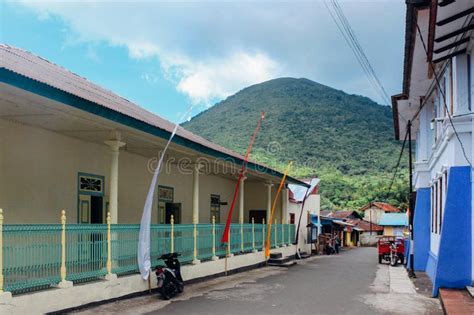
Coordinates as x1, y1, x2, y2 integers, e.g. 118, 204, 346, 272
2, 223, 296, 295
214, 224, 227, 257
242, 224, 253, 252
111, 224, 140, 275
66, 224, 108, 283
290, 224, 296, 243
3, 224, 62, 294
196, 224, 211, 261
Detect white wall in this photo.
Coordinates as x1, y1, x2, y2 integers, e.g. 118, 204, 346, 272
363, 208, 384, 224
287, 194, 319, 254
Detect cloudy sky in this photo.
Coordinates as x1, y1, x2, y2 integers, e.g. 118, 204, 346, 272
2, 0, 406, 122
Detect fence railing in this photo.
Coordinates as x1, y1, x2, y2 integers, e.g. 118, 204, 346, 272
0, 209, 296, 295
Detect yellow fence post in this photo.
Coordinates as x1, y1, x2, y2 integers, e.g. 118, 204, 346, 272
107, 212, 112, 274
0, 208, 12, 303
211, 216, 218, 260
192, 222, 200, 264
262, 219, 265, 250
282, 221, 285, 247
58, 210, 72, 288
60, 210, 66, 280
274, 219, 278, 248
252, 218, 257, 253
240, 222, 244, 253
170, 215, 174, 253
105, 212, 117, 281
227, 226, 233, 258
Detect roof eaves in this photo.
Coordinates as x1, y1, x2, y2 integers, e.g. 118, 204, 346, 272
0, 68, 309, 188
392, 0, 432, 139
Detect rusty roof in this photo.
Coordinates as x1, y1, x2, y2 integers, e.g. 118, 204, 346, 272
359, 202, 401, 213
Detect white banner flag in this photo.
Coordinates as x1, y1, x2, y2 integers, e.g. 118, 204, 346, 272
138, 124, 179, 280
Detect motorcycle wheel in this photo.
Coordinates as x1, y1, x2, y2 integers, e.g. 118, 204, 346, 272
390, 255, 397, 266
159, 286, 171, 300
177, 283, 184, 293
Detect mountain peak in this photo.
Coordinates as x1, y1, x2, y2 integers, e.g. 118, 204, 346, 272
183, 77, 402, 209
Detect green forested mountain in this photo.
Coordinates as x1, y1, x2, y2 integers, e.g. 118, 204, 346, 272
183, 78, 408, 210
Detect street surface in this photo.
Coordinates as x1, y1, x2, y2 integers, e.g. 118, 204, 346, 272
73, 248, 441, 315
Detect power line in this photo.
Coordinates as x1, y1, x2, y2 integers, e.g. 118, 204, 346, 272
415, 23, 472, 168
331, 0, 392, 104
324, 0, 409, 124
387, 128, 408, 195
323, 1, 384, 104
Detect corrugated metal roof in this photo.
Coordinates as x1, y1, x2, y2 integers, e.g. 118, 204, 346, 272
0, 44, 308, 186
378, 213, 409, 226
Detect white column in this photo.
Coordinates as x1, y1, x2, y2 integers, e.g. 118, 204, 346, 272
265, 183, 274, 223
239, 176, 246, 252
105, 137, 126, 224
239, 177, 246, 224
192, 164, 201, 264
192, 163, 201, 224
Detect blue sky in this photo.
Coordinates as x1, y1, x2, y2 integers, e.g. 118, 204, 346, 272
1, 1, 406, 123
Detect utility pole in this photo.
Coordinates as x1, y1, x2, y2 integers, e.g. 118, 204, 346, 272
408, 121, 416, 278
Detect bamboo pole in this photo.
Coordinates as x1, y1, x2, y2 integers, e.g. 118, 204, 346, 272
192, 222, 200, 264
252, 218, 255, 251
274, 219, 278, 248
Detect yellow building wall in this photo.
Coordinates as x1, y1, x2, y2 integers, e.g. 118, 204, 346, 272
0, 118, 274, 224
383, 227, 394, 236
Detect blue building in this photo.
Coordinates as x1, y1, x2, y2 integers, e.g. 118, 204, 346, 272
392, 0, 473, 296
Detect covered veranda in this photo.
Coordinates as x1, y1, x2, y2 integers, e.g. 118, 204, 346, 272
0, 44, 307, 297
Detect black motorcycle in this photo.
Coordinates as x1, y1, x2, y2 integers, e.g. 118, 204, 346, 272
155, 252, 184, 300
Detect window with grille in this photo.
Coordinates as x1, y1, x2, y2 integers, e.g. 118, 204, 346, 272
210, 194, 220, 223
79, 175, 103, 194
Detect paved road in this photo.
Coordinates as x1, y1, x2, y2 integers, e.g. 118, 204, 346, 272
75, 248, 441, 315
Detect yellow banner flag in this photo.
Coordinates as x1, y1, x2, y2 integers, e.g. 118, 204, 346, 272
265, 161, 292, 259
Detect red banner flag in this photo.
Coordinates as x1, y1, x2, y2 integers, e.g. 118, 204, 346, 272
221, 112, 265, 243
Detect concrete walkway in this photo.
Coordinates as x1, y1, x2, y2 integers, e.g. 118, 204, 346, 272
363, 263, 441, 314
72, 248, 441, 315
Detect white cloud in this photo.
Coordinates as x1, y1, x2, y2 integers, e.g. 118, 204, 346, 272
12, 0, 405, 106
173, 52, 279, 104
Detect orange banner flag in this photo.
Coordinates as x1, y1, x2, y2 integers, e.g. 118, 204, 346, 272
265, 161, 293, 259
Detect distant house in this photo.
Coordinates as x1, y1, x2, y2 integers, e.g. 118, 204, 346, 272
378, 213, 408, 237
346, 218, 384, 246
323, 211, 383, 247
288, 178, 321, 253
359, 202, 400, 224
